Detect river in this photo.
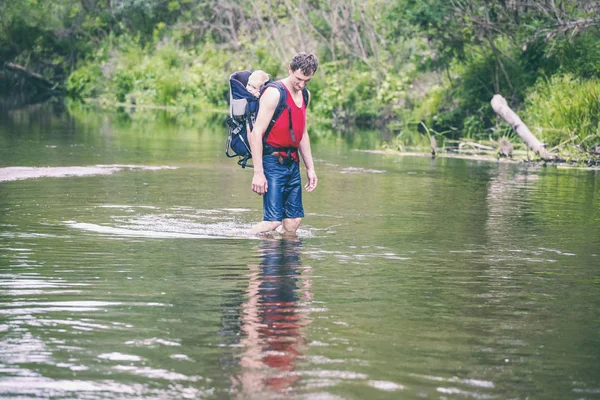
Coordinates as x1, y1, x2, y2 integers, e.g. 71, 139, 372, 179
0, 102, 599, 399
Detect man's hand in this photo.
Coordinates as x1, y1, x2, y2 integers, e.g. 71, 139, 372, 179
305, 169, 318, 192
252, 172, 268, 195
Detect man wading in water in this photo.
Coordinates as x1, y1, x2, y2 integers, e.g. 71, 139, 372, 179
249, 52, 319, 236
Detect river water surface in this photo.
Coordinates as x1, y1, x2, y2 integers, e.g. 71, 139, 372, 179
0, 104, 599, 399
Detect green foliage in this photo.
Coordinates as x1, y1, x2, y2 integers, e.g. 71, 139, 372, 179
525, 74, 600, 148
67, 36, 231, 111
65, 64, 103, 98
312, 62, 377, 126
0, 0, 92, 80
385, 0, 464, 68
249, 43, 283, 79
310, 61, 410, 129
379, 0, 600, 146
113, 72, 135, 103
549, 32, 600, 78
3, 0, 600, 156
412, 85, 445, 126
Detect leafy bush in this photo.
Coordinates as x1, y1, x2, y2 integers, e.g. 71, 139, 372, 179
113, 72, 135, 102
547, 32, 600, 78
67, 35, 231, 110
310, 61, 410, 130
66, 63, 103, 98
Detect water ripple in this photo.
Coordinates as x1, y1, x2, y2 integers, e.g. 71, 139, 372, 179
113, 365, 201, 381
0, 165, 178, 182
97, 353, 142, 362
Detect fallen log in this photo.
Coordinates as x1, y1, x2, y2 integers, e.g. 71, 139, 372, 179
459, 141, 494, 151
491, 94, 555, 161
3, 62, 61, 92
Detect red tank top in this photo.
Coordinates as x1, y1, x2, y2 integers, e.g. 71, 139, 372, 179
265, 83, 306, 161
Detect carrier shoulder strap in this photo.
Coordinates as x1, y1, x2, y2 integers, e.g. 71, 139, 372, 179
302, 88, 310, 108
263, 82, 309, 146
263, 81, 288, 143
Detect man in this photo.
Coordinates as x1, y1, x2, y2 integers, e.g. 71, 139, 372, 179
248, 52, 319, 236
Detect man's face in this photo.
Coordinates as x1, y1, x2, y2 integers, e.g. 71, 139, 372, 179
288, 68, 313, 92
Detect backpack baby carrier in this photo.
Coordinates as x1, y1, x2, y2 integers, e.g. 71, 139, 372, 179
225, 70, 309, 169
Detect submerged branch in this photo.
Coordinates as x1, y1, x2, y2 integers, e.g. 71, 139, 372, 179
3, 62, 63, 93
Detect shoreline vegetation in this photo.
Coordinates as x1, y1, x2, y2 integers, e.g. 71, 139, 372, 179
1, 1, 599, 166
359, 149, 600, 171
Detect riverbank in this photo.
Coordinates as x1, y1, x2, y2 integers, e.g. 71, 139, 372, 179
359, 148, 600, 170
61, 37, 599, 161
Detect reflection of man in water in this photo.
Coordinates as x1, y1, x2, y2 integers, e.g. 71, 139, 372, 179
233, 238, 312, 396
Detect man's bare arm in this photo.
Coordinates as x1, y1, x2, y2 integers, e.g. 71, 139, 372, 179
249, 87, 279, 195
298, 91, 317, 192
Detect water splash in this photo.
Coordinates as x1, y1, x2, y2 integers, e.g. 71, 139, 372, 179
67, 206, 314, 239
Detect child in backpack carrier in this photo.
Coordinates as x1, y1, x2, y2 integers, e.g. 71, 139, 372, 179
246, 70, 270, 97
225, 69, 275, 168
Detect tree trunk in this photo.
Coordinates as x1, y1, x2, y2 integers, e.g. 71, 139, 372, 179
491, 94, 555, 160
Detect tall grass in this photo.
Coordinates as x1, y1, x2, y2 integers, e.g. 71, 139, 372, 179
525, 74, 600, 148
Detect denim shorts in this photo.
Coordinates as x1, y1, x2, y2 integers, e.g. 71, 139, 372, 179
263, 155, 304, 221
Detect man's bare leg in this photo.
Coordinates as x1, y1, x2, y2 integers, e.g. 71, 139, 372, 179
281, 218, 302, 237
250, 221, 281, 234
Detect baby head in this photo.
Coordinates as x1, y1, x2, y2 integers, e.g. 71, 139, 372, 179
246, 70, 270, 97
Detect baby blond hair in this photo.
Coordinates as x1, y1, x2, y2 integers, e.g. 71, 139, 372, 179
246, 70, 270, 97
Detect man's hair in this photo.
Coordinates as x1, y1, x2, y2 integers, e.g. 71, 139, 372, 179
289, 52, 319, 75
